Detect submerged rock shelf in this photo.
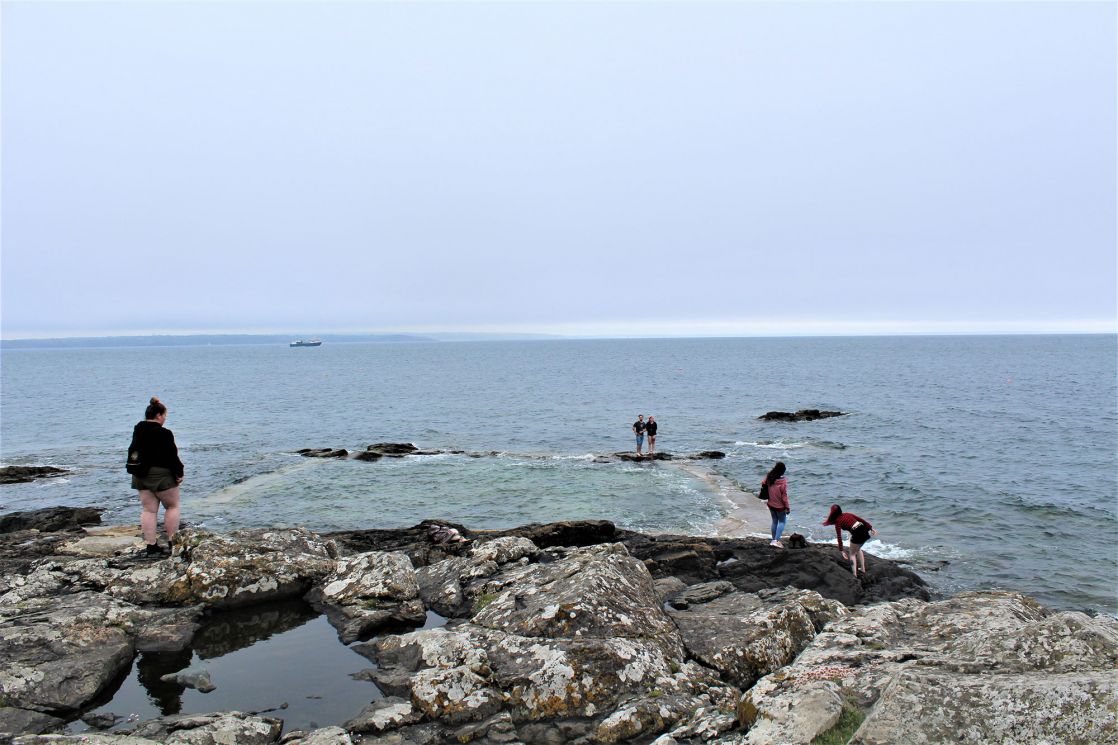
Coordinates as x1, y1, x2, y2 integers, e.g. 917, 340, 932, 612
0, 507, 1115, 744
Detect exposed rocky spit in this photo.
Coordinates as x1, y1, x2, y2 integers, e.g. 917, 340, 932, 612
0, 507, 1115, 745
297, 443, 727, 464
756, 411, 846, 423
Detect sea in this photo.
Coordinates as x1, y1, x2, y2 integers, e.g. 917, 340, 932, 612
2, 335, 1116, 616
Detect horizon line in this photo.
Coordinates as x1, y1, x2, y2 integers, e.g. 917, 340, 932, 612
2, 320, 1116, 344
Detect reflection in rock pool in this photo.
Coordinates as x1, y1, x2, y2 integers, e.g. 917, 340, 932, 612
71, 599, 406, 734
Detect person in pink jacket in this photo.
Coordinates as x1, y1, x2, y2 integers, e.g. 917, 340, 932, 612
761, 461, 790, 548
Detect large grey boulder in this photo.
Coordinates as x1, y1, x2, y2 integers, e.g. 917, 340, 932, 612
363, 543, 742, 741
414, 537, 539, 617
0, 505, 98, 531
469, 543, 682, 652
667, 585, 847, 689
739, 591, 1118, 745
0, 706, 67, 735
305, 550, 426, 643
169, 528, 338, 608
0, 592, 137, 712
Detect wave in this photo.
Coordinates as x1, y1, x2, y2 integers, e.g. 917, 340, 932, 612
202, 461, 316, 504
735, 440, 808, 450
733, 439, 847, 451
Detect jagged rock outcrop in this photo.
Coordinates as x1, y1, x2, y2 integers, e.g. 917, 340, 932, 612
168, 527, 338, 608
0, 466, 70, 485
0, 506, 101, 532
0, 591, 200, 713
306, 550, 426, 643
2, 513, 1111, 745
666, 584, 848, 689
297, 448, 349, 458
414, 536, 538, 616
738, 591, 1118, 745
358, 543, 745, 742
618, 532, 930, 606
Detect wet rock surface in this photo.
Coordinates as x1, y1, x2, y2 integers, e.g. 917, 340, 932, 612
0, 466, 71, 485
1, 509, 1112, 744
0, 506, 102, 532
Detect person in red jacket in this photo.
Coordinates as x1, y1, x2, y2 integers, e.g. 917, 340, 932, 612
762, 461, 790, 548
823, 504, 877, 578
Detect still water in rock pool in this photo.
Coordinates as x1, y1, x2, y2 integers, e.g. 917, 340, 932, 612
70, 600, 447, 734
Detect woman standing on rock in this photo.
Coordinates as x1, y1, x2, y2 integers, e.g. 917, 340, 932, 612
762, 461, 790, 548
127, 396, 184, 555
823, 504, 877, 578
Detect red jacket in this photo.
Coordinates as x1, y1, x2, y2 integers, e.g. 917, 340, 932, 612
832, 512, 873, 550
763, 477, 789, 511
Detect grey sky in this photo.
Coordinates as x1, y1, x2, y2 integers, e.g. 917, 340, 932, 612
2, 1, 1115, 338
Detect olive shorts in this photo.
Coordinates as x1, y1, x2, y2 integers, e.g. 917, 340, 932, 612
132, 466, 179, 493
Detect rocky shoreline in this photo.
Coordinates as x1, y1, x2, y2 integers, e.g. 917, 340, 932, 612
1, 507, 1115, 745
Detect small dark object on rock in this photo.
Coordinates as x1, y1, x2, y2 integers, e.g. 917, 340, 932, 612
80, 712, 119, 730
427, 525, 467, 545
693, 451, 726, 459
759, 409, 846, 422
786, 533, 807, 549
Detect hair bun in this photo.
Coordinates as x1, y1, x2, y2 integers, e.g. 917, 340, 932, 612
150, 396, 161, 405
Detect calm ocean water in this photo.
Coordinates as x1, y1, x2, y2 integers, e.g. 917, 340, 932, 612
1, 336, 1115, 615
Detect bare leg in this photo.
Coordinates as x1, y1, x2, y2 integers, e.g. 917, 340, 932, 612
858, 547, 868, 576
648, 436, 655, 454
849, 545, 867, 572
139, 491, 160, 545
157, 487, 181, 539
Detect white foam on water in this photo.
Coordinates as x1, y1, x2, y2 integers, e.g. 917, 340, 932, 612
550, 453, 596, 461
862, 540, 915, 561
738, 440, 808, 450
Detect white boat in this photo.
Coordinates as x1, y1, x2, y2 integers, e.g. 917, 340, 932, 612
289, 339, 322, 347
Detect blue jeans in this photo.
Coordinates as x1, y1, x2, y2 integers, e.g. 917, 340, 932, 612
635, 434, 645, 449
769, 506, 788, 541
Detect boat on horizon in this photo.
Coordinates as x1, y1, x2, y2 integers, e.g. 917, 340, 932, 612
289, 339, 323, 347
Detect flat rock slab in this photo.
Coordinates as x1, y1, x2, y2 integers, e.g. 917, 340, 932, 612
61, 525, 144, 557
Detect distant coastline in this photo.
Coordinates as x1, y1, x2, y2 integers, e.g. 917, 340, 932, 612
0, 332, 564, 350
2, 330, 1114, 350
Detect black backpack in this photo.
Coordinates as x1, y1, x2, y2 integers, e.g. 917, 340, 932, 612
126, 447, 146, 476
756, 482, 768, 500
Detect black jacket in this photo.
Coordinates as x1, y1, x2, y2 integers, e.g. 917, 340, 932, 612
128, 420, 184, 477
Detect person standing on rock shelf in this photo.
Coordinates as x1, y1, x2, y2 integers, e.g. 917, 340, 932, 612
762, 461, 790, 548
645, 416, 658, 455
127, 396, 184, 556
632, 414, 647, 455
823, 504, 877, 578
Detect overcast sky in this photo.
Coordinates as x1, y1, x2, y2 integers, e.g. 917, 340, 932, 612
2, 1, 1114, 339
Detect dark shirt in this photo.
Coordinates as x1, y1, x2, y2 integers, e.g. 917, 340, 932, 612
633, 420, 646, 435
129, 420, 184, 477
646, 421, 658, 436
